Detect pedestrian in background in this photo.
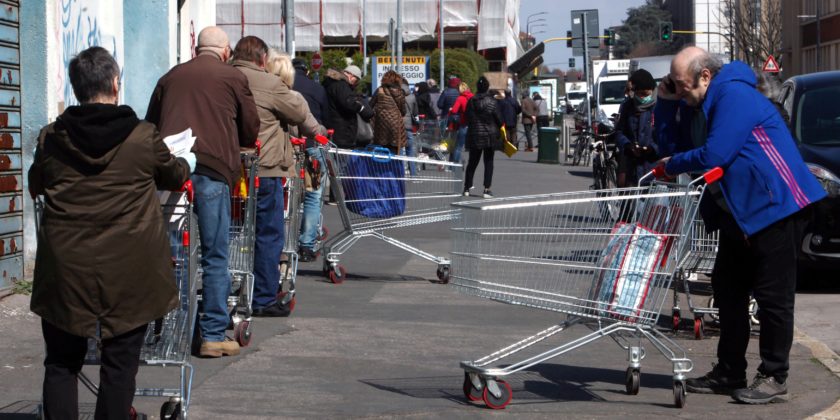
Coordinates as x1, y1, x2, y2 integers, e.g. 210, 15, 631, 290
30, 46, 192, 418
657, 46, 826, 404
496, 89, 521, 150
292, 58, 329, 125
463, 77, 503, 199
533, 92, 550, 130
323, 64, 374, 149
449, 81, 473, 165
234, 39, 322, 317
370, 70, 407, 154
520, 92, 538, 151
146, 26, 259, 358
615, 69, 657, 187
438, 76, 461, 131
427, 78, 442, 118
414, 81, 437, 123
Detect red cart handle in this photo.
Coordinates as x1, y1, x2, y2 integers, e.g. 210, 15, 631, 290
290, 136, 307, 146
314, 134, 329, 145
180, 180, 194, 203
326, 128, 334, 137
703, 167, 724, 184
254, 139, 262, 156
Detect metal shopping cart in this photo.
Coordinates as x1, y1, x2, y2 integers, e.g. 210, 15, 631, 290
322, 145, 462, 284
450, 168, 725, 409
670, 197, 759, 339
415, 115, 450, 161
225, 146, 259, 347
34, 183, 199, 419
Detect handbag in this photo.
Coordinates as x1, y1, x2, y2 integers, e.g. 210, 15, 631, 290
501, 125, 517, 158
357, 114, 374, 142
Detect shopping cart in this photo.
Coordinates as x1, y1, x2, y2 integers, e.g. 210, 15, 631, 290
34, 182, 199, 419
670, 197, 760, 339
414, 115, 450, 161
322, 145, 462, 284
225, 145, 260, 347
450, 167, 724, 409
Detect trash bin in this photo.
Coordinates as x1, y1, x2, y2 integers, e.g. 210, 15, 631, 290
553, 110, 564, 127
537, 127, 561, 164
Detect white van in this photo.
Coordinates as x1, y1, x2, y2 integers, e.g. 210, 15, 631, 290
593, 60, 629, 127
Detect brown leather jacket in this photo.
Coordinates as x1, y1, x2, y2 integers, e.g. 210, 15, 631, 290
370, 84, 407, 149
146, 52, 259, 187
29, 104, 190, 339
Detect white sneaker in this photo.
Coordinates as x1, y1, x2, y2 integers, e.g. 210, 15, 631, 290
483, 189, 494, 199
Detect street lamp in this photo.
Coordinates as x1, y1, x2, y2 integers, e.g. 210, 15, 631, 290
525, 12, 548, 36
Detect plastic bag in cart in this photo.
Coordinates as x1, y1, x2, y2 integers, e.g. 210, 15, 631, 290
342, 147, 406, 218
591, 222, 668, 321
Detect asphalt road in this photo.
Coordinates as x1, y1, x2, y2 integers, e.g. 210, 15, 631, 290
1, 133, 839, 419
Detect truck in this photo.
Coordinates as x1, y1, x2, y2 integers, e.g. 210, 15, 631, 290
592, 59, 630, 128
629, 55, 675, 82
565, 81, 587, 112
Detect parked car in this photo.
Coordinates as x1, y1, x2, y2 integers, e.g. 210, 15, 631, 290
778, 71, 840, 269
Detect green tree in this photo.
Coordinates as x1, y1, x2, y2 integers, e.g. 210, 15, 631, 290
613, 0, 686, 58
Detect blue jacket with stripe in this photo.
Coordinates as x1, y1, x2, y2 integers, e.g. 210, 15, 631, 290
664, 61, 825, 236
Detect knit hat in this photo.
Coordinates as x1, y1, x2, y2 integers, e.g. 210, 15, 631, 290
448, 77, 461, 88
344, 65, 362, 79
292, 58, 307, 71
629, 69, 656, 91
476, 76, 489, 94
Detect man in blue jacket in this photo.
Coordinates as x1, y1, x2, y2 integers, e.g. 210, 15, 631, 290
656, 47, 825, 404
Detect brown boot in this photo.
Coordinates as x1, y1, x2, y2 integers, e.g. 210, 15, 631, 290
199, 338, 241, 358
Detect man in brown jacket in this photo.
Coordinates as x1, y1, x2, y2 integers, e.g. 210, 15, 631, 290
520, 92, 538, 151
232, 37, 323, 317
29, 46, 192, 419
146, 26, 260, 358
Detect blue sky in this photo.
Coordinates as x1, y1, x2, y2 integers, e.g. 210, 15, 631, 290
519, 0, 647, 70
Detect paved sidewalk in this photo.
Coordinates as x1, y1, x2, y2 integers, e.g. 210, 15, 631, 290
1, 150, 839, 419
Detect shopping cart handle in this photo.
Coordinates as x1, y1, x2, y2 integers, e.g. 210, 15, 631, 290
314, 134, 329, 145
327, 129, 334, 137
180, 180, 194, 203
418, 114, 426, 120
652, 165, 668, 179
290, 136, 307, 146
369, 146, 393, 163
254, 139, 262, 156
703, 167, 724, 184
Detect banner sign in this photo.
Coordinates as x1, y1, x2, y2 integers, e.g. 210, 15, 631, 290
371, 56, 430, 93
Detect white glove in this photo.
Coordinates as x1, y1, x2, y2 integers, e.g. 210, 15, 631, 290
181, 152, 197, 173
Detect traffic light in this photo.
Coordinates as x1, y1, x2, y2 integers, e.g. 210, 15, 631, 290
604, 28, 616, 46
566, 30, 573, 48
659, 21, 673, 42
568, 57, 575, 68
508, 42, 545, 79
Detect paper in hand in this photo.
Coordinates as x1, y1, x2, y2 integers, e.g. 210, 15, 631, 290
163, 128, 196, 158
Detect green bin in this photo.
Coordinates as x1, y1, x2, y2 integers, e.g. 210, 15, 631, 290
553, 110, 564, 126
537, 127, 561, 164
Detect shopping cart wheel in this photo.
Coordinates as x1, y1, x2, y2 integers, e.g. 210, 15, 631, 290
693, 317, 704, 340
234, 320, 252, 347
625, 368, 640, 395
462, 372, 483, 402
278, 291, 297, 313
672, 309, 681, 332
482, 379, 512, 409
673, 381, 687, 408
436, 265, 451, 284
160, 400, 182, 420
329, 265, 346, 284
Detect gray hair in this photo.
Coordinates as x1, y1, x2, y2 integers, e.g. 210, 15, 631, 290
266, 48, 294, 88
688, 51, 723, 87
754, 70, 782, 100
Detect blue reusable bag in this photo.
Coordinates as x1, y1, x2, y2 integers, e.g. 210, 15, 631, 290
342, 147, 406, 218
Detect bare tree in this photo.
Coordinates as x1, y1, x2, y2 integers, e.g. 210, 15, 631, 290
721, 0, 783, 68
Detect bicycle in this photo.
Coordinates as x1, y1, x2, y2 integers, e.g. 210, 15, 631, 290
589, 132, 623, 221
571, 129, 593, 166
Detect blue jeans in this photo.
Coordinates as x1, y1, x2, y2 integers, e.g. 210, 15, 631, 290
299, 147, 327, 250
191, 174, 231, 342
450, 125, 467, 164
252, 177, 285, 309
400, 129, 417, 175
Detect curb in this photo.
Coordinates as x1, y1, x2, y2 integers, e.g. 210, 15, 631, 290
797, 326, 840, 420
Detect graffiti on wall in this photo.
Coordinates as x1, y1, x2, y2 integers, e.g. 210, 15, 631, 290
56, 0, 123, 111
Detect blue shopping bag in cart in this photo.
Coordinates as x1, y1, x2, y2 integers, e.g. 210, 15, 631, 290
342, 146, 406, 218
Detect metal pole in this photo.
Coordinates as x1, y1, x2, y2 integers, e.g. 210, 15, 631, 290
582, 12, 592, 132
816, 0, 821, 71
285, 0, 295, 56
440, 0, 445, 84
396, 0, 403, 74
389, 18, 395, 67
363, 0, 367, 76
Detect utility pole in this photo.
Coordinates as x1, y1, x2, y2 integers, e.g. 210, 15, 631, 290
285, 0, 295, 56
440, 0, 445, 85
363, 0, 367, 76
582, 11, 591, 131
816, 0, 822, 71
396, 0, 403, 74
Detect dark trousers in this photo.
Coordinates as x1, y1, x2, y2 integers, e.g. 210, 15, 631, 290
523, 123, 534, 149
536, 115, 550, 130
711, 209, 808, 383
42, 320, 147, 420
252, 177, 285, 309
464, 148, 495, 190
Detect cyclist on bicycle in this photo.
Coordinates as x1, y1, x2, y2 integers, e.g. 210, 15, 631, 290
616, 69, 658, 187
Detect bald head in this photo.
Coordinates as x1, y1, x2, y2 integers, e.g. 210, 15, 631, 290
671, 46, 707, 78
196, 26, 231, 61
668, 46, 723, 106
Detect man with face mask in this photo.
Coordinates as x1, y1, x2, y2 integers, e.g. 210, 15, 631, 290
656, 46, 826, 405
615, 69, 657, 187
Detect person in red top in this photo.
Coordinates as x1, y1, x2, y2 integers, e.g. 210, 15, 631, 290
448, 81, 473, 165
